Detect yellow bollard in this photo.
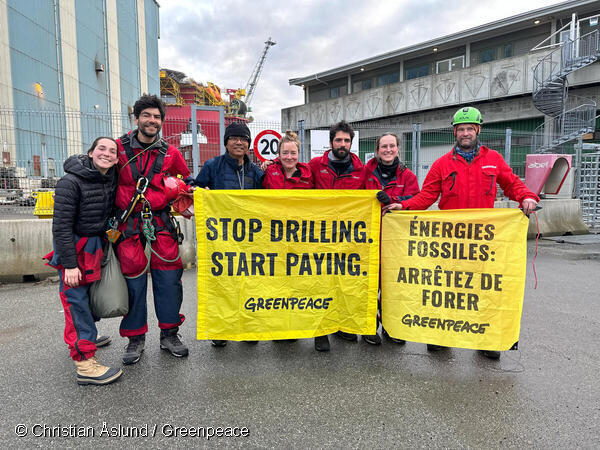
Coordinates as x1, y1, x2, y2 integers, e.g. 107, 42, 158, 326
32, 191, 55, 218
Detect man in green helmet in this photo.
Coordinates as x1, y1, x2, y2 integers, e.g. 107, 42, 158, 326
382, 106, 539, 359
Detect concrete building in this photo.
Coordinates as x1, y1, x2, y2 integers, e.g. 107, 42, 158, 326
282, 0, 600, 176
0, 0, 160, 175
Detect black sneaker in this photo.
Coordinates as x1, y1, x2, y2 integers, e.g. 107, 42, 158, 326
160, 327, 189, 358
481, 350, 501, 359
427, 344, 445, 352
335, 331, 357, 341
382, 328, 405, 345
314, 335, 330, 352
95, 335, 111, 348
362, 334, 382, 345
122, 335, 145, 365
211, 340, 227, 347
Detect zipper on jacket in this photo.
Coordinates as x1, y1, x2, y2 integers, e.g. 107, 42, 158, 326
486, 175, 495, 195
237, 165, 244, 189
449, 172, 456, 191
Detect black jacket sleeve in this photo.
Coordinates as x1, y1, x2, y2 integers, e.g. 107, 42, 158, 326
52, 176, 81, 269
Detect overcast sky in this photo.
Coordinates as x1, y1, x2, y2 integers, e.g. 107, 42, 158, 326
158, 0, 565, 122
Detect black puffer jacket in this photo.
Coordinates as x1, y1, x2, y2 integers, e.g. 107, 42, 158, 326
52, 155, 117, 269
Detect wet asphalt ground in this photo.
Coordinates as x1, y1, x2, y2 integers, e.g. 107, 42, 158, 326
0, 239, 598, 448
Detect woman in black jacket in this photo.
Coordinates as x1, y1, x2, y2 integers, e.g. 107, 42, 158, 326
46, 137, 122, 386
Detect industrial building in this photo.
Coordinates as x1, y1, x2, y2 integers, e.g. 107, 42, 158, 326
282, 0, 600, 177
0, 0, 160, 175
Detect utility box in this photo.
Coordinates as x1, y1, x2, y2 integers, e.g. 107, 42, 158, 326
525, 154, 572, 197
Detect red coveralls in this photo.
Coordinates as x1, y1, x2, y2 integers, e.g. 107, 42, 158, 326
308, 150, 364, 189
262, 159, 314, 189
362, 158, 421, 331
401, 145, 539, 210
46, 237, 104, 361
115, 132, 190, 337
362, 158, 420, 201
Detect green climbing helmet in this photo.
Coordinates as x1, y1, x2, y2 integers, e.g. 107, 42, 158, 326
452, 106, 483, 126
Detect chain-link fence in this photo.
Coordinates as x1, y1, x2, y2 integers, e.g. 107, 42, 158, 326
1, 106, 598, 229
0, 107, 285, 216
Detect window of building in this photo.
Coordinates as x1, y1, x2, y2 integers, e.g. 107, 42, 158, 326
353, 79, 372, 93
435, 56, 464, 74
48, 158, 55, 178
405, 64, 430, 80
476, 44, 513, 65
502, 44, 513, 58
330, 87, 340, 99
32, 155, 41, 176
480, 48, 495, 63
377, 71, 399, 86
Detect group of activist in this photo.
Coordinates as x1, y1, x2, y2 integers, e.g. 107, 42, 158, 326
47, 92, 539, 386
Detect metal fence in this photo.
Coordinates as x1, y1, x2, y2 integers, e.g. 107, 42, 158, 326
1, 107, 599, 230
579, 152, 600, 228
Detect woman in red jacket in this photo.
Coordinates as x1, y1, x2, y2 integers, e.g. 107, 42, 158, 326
362, 133, 420, 346
263, 131, 326, 350
262, 130, 313, 189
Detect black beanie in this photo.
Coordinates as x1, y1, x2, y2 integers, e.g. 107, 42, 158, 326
224, 122, 251, 146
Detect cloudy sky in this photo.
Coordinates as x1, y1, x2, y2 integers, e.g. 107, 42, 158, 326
158, 0, 564, 122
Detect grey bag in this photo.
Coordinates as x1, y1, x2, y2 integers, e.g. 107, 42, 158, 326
89, 243, 129, 318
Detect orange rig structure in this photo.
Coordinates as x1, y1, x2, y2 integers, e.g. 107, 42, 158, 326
159, 68, 250, 170
159, 69, 248, 117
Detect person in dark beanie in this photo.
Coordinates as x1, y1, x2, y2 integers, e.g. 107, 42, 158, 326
194, 121, 264, 347
194, 121, 263, 190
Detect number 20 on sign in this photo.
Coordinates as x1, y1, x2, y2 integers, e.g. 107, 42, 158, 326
253, 129, 282, 162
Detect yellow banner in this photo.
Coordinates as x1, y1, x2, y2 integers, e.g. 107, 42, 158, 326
381, 209, 528, 351
195, 190, 380, 340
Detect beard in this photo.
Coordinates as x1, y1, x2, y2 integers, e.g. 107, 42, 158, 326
456, 137, 477, 151
332, 146, 350, 159
139, 123, 160, 139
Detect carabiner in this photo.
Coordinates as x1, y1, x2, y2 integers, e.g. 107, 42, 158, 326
136, 177, 149, 194
141, 201, 153, 221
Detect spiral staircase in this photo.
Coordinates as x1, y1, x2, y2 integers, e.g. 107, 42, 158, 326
531, 29, 599, 153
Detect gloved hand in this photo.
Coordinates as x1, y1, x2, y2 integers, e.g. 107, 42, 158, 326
376, 191, 391, 205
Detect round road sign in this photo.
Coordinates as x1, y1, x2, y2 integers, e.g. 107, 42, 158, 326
253, 129, 282, 162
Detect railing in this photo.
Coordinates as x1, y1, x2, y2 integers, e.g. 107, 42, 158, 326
579, 152, 600, 229
531, 29, 599, 153
531, 100, 597, 153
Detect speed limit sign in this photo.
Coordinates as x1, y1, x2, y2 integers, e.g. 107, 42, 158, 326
253, 130, 282, 162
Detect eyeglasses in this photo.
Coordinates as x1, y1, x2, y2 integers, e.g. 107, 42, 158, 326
228, 137, 248, 143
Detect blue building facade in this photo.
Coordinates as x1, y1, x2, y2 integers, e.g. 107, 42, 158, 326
0, 0, 160, 176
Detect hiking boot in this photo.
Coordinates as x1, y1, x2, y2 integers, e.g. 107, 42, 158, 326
95, 335, 111, 348
427, 344, 445, 352
122, 334, 145, 365
211, 340, 227, 347
160, 327, 189, 358
481, 350, 501, 359
335, 331, 357, 341
362, 333, 382, 345
382, 328, 405, 345
314, 335, 330, 352
75, 356, 122, 386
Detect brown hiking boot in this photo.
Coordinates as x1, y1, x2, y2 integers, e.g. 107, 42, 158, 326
74, 356, 122, 386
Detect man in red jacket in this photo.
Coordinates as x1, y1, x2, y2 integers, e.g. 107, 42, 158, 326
308, 121, 364, 351
115, 94, 191, 365
383, 106, 539, 359
309, 120, 364, 190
